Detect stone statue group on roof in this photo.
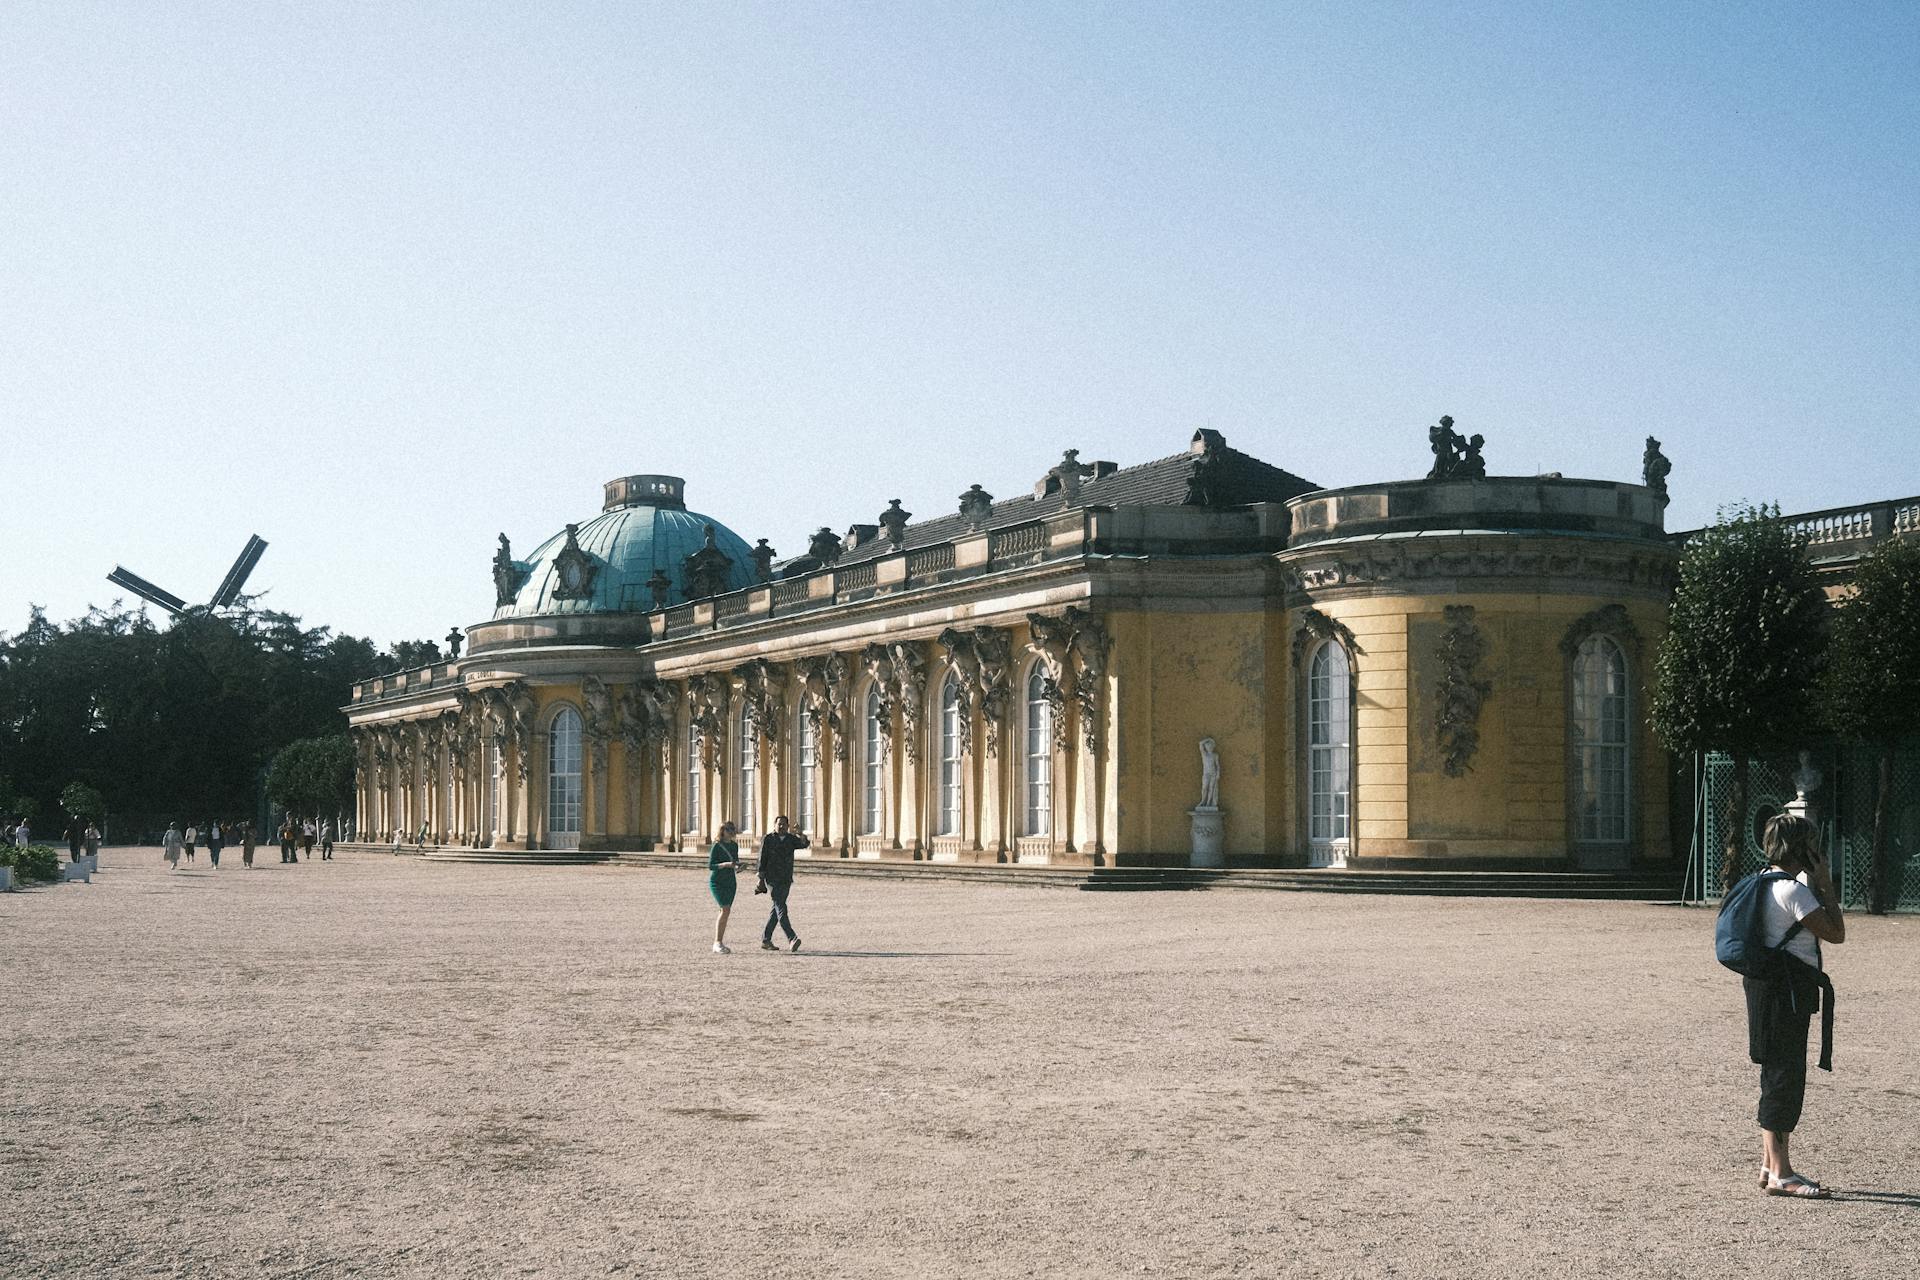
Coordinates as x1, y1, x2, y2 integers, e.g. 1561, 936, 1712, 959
1425, 415, 1486, 481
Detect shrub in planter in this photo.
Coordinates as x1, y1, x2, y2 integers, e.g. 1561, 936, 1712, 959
1, 844, 63, 884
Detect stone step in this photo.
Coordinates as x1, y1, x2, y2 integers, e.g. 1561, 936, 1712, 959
345, 842, 1681, 899
608, 852, 1681, 900
423, 850, 612, 866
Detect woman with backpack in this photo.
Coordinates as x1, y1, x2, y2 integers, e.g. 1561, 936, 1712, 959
1745, 812, 1846, 1198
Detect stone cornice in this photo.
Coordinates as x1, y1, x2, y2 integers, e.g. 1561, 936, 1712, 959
1276, 530, 1678, 601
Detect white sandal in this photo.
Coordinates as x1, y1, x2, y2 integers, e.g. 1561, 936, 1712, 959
1765, 1173, 1830, 1198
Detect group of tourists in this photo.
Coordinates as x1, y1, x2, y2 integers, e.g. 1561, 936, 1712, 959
707, 814, 809, 955
159, 817, 334, 870
7, 816, 101, 859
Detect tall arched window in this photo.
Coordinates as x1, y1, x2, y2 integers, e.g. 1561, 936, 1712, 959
685, 716, 702, 834
548, 707, 583, 850
1024, 667, 1053, 837
737, 703, 757, 834
485, 739, 499, 839
862, 687, 884, 836
795, 713, 817, 834
1572, 635, 1630, 844
1307, 642, 1352, 867
937, 674, 963, 836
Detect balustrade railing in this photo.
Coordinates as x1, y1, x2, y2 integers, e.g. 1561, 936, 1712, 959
1676, 496, 1920, 556
989, 521, 1046, 560
772, 578, 811, 608
837, 562, 877, 592
906, 543, 955, 578
715, 592, 749, 620
1788, 509, 1876, 546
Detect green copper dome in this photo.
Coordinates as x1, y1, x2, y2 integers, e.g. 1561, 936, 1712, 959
491, 475, 757, 617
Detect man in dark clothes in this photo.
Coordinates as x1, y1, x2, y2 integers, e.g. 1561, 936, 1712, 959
756, 815, 809, 952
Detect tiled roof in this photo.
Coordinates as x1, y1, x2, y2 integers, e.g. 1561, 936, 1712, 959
812, 443, 1319, 571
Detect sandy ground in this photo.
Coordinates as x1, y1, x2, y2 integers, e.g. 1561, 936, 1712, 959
2, 849, 1916, 1280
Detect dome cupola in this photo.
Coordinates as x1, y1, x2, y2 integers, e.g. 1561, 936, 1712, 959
490, 474, 756, 618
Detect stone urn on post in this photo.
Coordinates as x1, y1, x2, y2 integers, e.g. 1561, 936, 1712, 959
1189, 736, 1225, 868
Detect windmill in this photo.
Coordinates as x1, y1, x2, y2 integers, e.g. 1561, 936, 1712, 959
107, 534, 269, 618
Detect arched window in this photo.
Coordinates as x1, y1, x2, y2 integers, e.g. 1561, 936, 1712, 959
485, 739, 499, 838
548, 707, 583, 850
862, 686, 884, 835
937, 674, 963, 836
1024, 667, 1053, 837
1307, 642, 1352, 867
795, 713, 817, 834
1572, 635, 1630, 844
684, 715, 702, 834
737, 703, 757, 834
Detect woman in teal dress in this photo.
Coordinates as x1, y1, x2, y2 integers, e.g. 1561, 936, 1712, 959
709, 821, 742, 954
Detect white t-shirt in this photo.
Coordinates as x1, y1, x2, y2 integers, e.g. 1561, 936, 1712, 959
1761, 872, 1823, 972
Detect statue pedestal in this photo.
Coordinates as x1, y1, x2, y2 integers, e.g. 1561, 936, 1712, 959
1188, 806, 1225, 868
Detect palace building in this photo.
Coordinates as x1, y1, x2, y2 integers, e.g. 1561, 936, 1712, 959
344, 428, 1680, 872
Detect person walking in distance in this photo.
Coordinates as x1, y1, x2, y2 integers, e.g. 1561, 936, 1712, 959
1746, 812, 1846, 1198
64, 817, 84, 863
709, 821, 743, 954
183, 822, 197, 863
756, 814, 809, 953
84, 822, 100, 860
319, 819, 334, 861
162, 822, 183, 871
301, 819, 316, 860
241, 821, 256, 870
279, 817, 296, 864
206, 820, 223, 869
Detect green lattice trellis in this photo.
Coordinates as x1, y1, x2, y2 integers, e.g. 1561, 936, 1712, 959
1697, 740, 1920, 912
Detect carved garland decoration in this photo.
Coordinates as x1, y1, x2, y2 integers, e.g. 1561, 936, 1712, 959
860, 644, 897, 759
936, 628, 982, 755
1024, 612, 1073, 753
581, 674, 614, 776
1558, 603, 1643, 661
968, 628, 1013, 759
1063, 605, 1110, 753
889, 642, 928, 764
1291, 607, 1366, 666
1434, 605, 1492, 778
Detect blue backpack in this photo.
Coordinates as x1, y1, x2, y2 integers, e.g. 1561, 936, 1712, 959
1715, 871, 1804, 977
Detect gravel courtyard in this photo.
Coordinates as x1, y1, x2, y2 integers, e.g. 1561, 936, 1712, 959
3, 849, 1916, 1280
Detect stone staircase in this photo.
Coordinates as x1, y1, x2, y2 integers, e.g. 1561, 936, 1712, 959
604, 851, 1683, 901
334, 842, 612, 867
1079, 866, 1684, 900
345, 843, 1682, 899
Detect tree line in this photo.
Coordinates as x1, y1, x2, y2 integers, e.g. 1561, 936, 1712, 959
1653, 506, 1920, 913
0, 602, 441, 841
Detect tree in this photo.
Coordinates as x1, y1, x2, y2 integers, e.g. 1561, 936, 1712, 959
0, 602, 394, 835
60, 781, 106, 824
1652, 504, 1828, 889
266, 734, 356, 825
1824, 536, 1920, 913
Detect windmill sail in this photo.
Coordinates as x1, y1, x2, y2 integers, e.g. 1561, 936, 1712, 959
107, 566, 189, 616
210, 535, 269, 608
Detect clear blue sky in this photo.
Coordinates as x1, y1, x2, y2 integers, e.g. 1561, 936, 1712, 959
5, 2, 1915, 646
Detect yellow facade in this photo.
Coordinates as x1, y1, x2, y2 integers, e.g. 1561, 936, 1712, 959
346, 444, 1680, 873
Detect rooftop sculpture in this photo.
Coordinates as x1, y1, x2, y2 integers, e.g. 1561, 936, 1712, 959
1424, 415, 1486, 481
